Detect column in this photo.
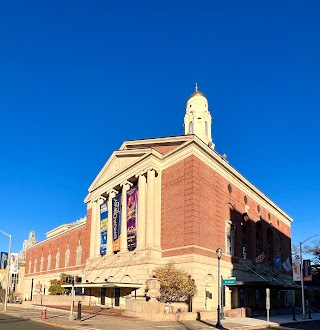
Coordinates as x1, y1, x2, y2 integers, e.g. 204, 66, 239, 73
120, 181, 133, 253
136, 172, 147, 250
89, 200, 98, 259
107, 189, 118, 255
146, 168, 156, 248
154, 172, 161, 249
95, 196, 106, 257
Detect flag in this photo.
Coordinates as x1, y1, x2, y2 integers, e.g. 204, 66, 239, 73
282, 257, 292, 272
274, 256, 282, 268
255, 251, 266, 263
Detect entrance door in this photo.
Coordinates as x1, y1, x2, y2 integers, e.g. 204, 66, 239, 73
101, 288, 106, 305
114, 288, 120, 307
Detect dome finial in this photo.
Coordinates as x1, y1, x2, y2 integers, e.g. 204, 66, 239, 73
195, 83, 198, 92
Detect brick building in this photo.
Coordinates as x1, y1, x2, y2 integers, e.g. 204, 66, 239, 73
25, 88, 295, 312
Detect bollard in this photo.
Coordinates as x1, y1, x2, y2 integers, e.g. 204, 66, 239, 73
41, 306, 47, 319
292, 308, 297, 321
77, 301, 82, 321
308, 308, 312, 319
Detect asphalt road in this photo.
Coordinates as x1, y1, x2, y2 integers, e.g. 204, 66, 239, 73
0, 313, 63, 330
260, 320, 320, 330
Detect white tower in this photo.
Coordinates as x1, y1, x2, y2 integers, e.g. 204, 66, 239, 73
184, 84, 214, 148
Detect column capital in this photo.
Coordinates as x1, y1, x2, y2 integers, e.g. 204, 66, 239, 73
145, 167, 158, 175
120, 181, 133, 189
107, 189, 118, 197
135, 171, 146, 178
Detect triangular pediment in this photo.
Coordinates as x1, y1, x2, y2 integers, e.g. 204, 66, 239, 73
88, 149, 151, 193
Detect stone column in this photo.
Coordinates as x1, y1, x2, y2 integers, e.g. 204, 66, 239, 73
95, 196, 106, 257
146, 168, 156, 248
154, 173, 161, 249
136, 172, 147, 250
107, 189, 118, 255
120, 181, 133, 253
89, 200, 98, 259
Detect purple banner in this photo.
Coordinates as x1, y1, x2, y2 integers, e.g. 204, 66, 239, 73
100, 202, 108, 255
127, 186, 138, 250
112, 194, 122, 252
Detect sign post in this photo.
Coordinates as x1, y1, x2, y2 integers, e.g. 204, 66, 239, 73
266, 288, 270, 323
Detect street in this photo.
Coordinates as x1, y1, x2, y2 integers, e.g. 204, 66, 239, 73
260, 320, 320, 330
0, 313, 64, 330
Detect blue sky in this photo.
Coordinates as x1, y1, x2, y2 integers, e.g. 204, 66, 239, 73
0, 1, 319, 256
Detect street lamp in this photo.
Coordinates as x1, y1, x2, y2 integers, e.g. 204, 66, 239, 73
300, 234, 319, 320
216, 247, 222, 328
0, 230, 12, 312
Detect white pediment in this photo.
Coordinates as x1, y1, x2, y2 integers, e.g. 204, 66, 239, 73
88, 150, 151, 193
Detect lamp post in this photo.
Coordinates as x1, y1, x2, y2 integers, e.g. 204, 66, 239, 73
0, 230, 12, 312
216, 248, 222, 328
300, 235, 319, 320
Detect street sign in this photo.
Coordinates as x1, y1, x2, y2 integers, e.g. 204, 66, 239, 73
222, 277, 236, 286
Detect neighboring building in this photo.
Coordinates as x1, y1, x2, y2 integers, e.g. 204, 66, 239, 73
25, 88, 295, 312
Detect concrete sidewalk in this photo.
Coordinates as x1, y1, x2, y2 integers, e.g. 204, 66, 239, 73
1, 303, 320, 330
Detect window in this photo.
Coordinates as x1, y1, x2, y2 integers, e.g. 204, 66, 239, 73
242, 223, 248, 259
267, 228, 274, 262
76, 242, 82, 266
47, 253, 51, 271
65, 248, 70, 268
205, 121, 208, 136
55, 251, 60, 269
40, 255, 44, 272
189, 121, 193, 134
225, 222, 235, 256
34, 257, 37, 273
255, 222, 263, 257
28, 259, 32, 273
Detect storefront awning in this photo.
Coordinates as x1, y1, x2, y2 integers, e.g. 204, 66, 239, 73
62, 282, 143, 289
234, 280, 300, 290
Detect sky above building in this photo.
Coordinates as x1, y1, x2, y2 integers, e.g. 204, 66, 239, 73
0, 1, 319, 257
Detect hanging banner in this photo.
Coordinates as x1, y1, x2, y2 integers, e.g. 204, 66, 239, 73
100, 202, 108, 255
112, 194, 122, 252
0, 252, 8, 269
292, 259, 301, 281
10, 253, 18, 274
127, 186, 138, 250
303, 259, 312, 281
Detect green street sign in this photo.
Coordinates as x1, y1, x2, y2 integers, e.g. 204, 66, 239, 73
222, 277, 236, 286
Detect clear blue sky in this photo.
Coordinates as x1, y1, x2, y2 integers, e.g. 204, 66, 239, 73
1, 1, 319, 255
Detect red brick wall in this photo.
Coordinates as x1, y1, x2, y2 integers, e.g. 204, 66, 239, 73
161, 155, 292, 262
25, 208, 91, 277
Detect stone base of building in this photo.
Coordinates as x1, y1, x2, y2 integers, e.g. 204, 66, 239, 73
124, 299, 218, 321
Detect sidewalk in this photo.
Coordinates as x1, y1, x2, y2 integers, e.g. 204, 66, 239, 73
1, 303, 320, 330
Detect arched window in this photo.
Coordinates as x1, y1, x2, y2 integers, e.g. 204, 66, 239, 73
47, 253, 51, 271
76, 242, 82, 266
55, 251, 60, 269
34, 257, 37, 273
225, 222, 235, 256
267, 227, 274, 262
205, 121, 208, 136
255, 221, 263, 257
277, 233, 283, 258
40, 255, 44, 272
242, 223, 247, 259
28, 259, 32, 273
189, 121, 193, 134
65, 248, 70, 268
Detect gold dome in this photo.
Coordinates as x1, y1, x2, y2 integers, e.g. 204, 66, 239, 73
188, 83, 207, 100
